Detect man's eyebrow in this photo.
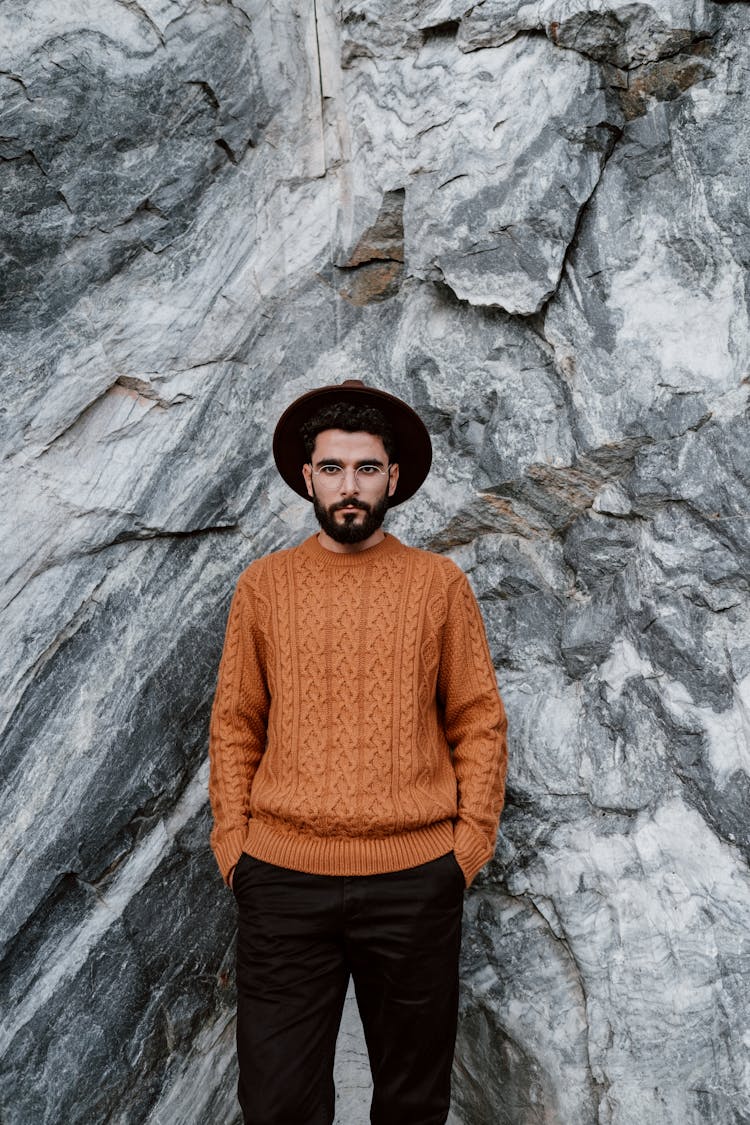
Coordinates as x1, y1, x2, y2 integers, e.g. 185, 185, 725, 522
313, 458, 386, 468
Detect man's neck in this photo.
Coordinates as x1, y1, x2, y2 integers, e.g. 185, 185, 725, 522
316, 528, 386, 554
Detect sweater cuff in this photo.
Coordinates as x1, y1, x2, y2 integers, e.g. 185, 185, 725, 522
453, 818, 493, 888
212, 826, 248, 886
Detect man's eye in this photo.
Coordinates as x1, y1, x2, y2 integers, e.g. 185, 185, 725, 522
359, 465, 379, 475
319, 465, 341, 475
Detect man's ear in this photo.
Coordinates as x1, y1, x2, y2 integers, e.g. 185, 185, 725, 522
302, 463, 314, 498
388, 463, 399, 497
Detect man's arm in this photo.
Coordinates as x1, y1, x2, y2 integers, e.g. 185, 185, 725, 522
208, 575, 270, 885
438, 567, 508, 887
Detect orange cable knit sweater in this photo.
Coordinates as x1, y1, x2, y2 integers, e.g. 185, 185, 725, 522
208, 532, 508, 887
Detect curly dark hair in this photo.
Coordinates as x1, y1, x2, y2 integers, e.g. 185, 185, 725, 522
299, 403, 397, 462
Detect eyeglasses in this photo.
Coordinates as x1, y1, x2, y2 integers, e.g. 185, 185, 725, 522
311, 463, 392, 491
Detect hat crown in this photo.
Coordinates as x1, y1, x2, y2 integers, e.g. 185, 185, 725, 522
340, 379, 365, 388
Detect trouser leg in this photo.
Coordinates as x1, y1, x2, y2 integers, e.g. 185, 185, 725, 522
345, 852, 465, 1125
233, 854, 349, 1125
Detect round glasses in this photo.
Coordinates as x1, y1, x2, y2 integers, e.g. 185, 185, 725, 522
311, 463, 392, 492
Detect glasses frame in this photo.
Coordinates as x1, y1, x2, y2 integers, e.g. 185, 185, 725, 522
310, 462, 393, 491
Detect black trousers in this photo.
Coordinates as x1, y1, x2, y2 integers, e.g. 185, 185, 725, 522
233, 850, 465, 1125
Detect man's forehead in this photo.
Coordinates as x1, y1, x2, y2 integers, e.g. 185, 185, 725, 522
311, 429, 388, 460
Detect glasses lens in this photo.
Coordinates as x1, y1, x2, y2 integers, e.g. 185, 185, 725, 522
355, 466, 385, 486
315, 468, 344, 491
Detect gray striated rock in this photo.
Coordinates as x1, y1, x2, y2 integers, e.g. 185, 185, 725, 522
2, 1, 750, 1124
341, 0, 719, 66
0, 1, 270, 337
453, 0, 718, 67
542, 20, 747, 456
336, 20, 623, 313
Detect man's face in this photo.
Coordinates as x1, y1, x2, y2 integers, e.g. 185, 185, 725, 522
302, 429, 399, 544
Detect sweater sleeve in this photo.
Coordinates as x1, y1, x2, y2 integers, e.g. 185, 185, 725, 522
438, 567, 508, 887
208, 575, 270, 884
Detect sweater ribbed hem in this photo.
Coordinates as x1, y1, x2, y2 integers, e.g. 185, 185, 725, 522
242, 818, 456, 876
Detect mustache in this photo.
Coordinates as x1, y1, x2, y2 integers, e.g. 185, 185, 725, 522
331, 499, 370, 512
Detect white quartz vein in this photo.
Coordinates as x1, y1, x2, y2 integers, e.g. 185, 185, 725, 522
0, 759, 209, 1055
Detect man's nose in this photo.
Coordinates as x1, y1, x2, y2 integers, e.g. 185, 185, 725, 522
338, 467, 360, 492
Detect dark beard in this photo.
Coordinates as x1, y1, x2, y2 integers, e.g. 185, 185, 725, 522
313, 492, 389, 544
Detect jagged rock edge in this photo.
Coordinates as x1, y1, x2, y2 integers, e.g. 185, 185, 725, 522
420, 115, 623, 319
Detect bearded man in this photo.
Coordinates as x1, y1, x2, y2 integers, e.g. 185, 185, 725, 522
208, 379, 508, 1125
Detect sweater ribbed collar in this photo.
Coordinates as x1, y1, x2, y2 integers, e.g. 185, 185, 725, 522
299, 531, 405, 568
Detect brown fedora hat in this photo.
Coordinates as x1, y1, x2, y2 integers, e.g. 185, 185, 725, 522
273, 379, 432, 506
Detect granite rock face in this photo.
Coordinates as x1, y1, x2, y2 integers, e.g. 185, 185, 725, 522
1, 1, 749, 1124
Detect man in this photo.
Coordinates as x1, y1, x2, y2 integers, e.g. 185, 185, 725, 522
208, 379, 508, 1125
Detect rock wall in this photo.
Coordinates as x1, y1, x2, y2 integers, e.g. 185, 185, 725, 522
2, 2, 749, 1123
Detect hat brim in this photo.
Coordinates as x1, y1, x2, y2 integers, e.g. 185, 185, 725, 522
273, 383, 432, 506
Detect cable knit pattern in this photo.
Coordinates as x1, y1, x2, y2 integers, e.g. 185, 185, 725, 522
208, 533, 508, 887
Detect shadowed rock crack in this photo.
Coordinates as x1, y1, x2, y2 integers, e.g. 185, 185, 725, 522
107, 522, 240, 547
115, 0, 166, 46
535, 119, 623, 321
